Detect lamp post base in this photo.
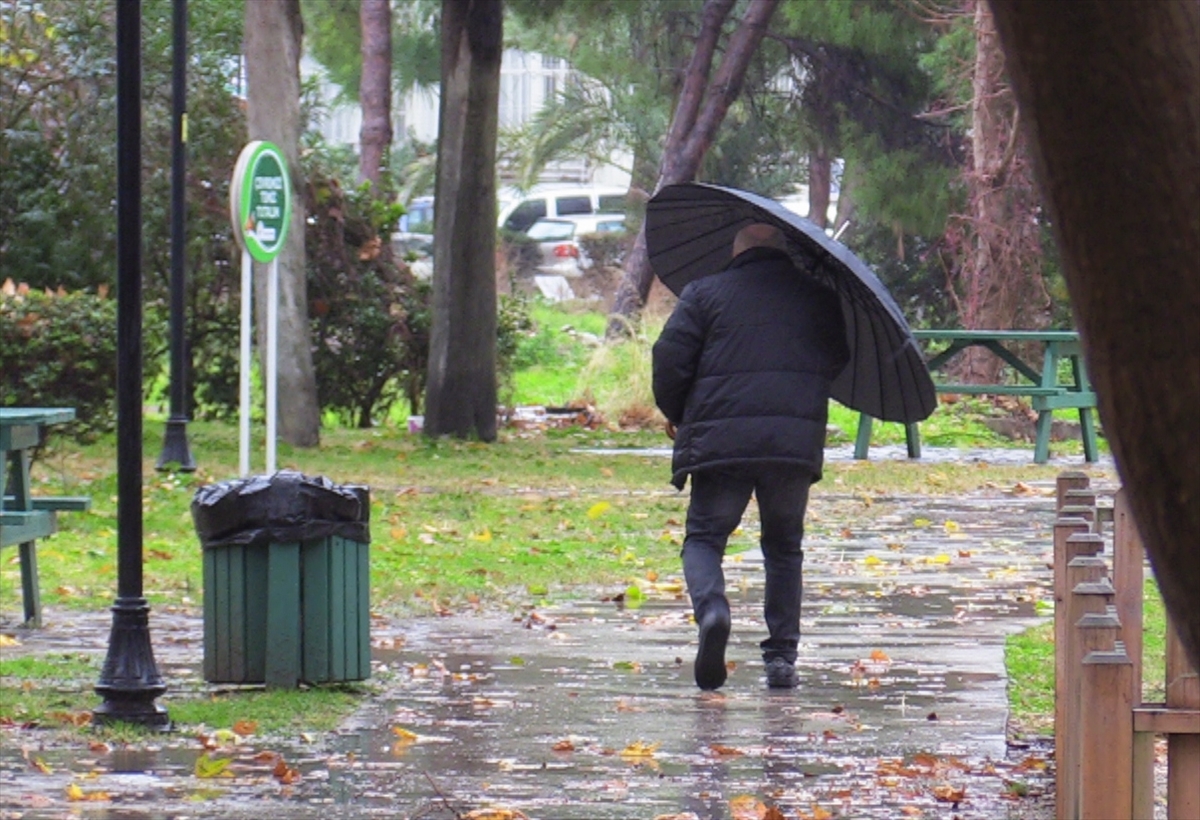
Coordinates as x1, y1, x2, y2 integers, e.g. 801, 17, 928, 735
94, 598, 170, 730
155, 415, 195, 472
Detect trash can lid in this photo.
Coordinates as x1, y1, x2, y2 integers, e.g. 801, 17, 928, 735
192, 470, 370, 549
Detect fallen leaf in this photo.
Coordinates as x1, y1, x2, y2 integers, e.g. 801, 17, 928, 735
932, 784, 966, 803
65, 783, 111, 802
869, 649, 891, 663
728, 795, 764, 820
392, 726, 419, 741
620, 740, 660, 759
194, 754, 233, 778
587, 501, 611, 519
232, 720, 257, 736
468, 528, 492, 542
552, 739, 575, 752
708, 744, 745, 757
29, 755, 52, 774
0, 634, 20, 647
462, 809, 529, 820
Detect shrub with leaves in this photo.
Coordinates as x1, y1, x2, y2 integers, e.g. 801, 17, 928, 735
577, 231, 628, 271
304, 153, 428, 427
0, 284, 123, 441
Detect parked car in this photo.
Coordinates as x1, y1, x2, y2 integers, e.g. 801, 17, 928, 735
525, 213, 626, 276
498, 184, 629, 234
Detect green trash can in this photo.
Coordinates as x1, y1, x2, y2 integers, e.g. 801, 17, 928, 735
192, 471, 371, 688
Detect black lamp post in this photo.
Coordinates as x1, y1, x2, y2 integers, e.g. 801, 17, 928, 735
156, 0, 195, 472
95, 0, 169, 730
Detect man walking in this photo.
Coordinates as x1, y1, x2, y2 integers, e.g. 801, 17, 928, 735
652, 223, 849, 690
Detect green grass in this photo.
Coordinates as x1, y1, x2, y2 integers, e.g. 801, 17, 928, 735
1005, 578, 1168, 734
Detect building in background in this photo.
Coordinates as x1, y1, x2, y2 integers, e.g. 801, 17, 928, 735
305, 51, 631, 190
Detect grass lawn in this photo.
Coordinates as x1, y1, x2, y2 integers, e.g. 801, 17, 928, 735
1005, 578, 1168, 734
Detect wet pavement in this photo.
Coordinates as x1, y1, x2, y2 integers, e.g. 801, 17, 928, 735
0, 473, 1113, 819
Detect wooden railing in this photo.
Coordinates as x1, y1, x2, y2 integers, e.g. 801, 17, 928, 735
1053, 471, 1200, 819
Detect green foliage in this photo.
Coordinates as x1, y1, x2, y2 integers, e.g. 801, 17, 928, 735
496, 295, 536, 404
1005, 578, 1168, 733
304, 0, 441, 105
304, 146, 429, 427
577, 231, 627, 271
0, 289, 123, 441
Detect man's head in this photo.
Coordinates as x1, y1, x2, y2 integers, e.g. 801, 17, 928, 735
732, 223, 787, 259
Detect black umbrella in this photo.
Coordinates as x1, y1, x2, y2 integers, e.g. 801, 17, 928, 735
646, 182, 936, 424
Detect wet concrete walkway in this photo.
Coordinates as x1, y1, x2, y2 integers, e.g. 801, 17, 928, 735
0, 476, 1107, 819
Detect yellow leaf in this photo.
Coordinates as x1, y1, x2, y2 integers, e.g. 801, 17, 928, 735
729, 795, 764, 820
462, 809, 530, 820
0, 634, 20, 647
29, 756, 52, 774
587, 501, 612, 519
468, 528, 492, 542
943, 520, 960, 533
930, 554, 952, 565
864, 555, 882, 566
392, 726, 419, 740
212, 728, 238, 745
619, 740, 659, 759
869, 649, 891, 663
194, 753, 233, 779
913, 517, 931, 528
390, 526, 407, 539
654, 581, 684, 594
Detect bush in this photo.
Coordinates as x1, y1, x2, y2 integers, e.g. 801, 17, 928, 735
578, 231, 628, 270
0, 286, 121, 441
305, 154, 428, 428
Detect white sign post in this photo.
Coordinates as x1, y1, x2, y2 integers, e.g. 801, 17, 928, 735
229, 141, 291, 476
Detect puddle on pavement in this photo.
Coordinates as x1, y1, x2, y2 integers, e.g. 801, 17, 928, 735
1, 492, 1066, 819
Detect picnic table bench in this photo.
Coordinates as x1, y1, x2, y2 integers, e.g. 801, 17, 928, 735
854, 329, 1100, 464
1, 407, 91, 627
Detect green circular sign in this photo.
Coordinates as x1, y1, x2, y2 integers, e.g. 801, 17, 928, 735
230, 141, 292, 262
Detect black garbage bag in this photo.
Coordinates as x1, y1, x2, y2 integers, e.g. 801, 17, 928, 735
192, 470, 370, 549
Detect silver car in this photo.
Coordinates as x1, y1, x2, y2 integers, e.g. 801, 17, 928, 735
525, 213, 627, 276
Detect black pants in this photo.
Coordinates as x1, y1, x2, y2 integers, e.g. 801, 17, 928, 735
682, 465, 812, 664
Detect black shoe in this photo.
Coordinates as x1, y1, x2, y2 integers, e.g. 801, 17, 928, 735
694, 608, 731, 690
765, 658, 797, 689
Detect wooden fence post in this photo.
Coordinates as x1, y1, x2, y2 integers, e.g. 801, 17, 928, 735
1079, 642, 1134, 820
1113, 489, 1155, 820
1059, 503, 1097, 528
1056, 470, 1091, 513
1062, 566, 1115, 820
1063, 488, 1099, 533
1166, 619, 1200, 818
1070, 606, 1123, 819
1054, 524, 1102, 820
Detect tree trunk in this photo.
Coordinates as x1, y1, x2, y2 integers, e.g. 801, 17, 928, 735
244, 0, 320, 447
607, 0, 780, 338
808, 149, 831, 230
424, 0, 502, 441
954, 0, 1047, 383
359, 0, 392, 188
989, 0, 1200, 667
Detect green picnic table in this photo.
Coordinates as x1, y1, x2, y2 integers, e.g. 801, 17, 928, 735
1, 407, 91, 626
854, 330, 1100, 464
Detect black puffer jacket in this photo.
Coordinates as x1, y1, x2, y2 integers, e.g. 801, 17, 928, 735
652, 247, 850, 489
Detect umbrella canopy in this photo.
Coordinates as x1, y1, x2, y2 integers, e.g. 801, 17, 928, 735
646, 182, 936, 423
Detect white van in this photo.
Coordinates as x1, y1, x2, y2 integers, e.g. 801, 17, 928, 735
497, 184, 629, 234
